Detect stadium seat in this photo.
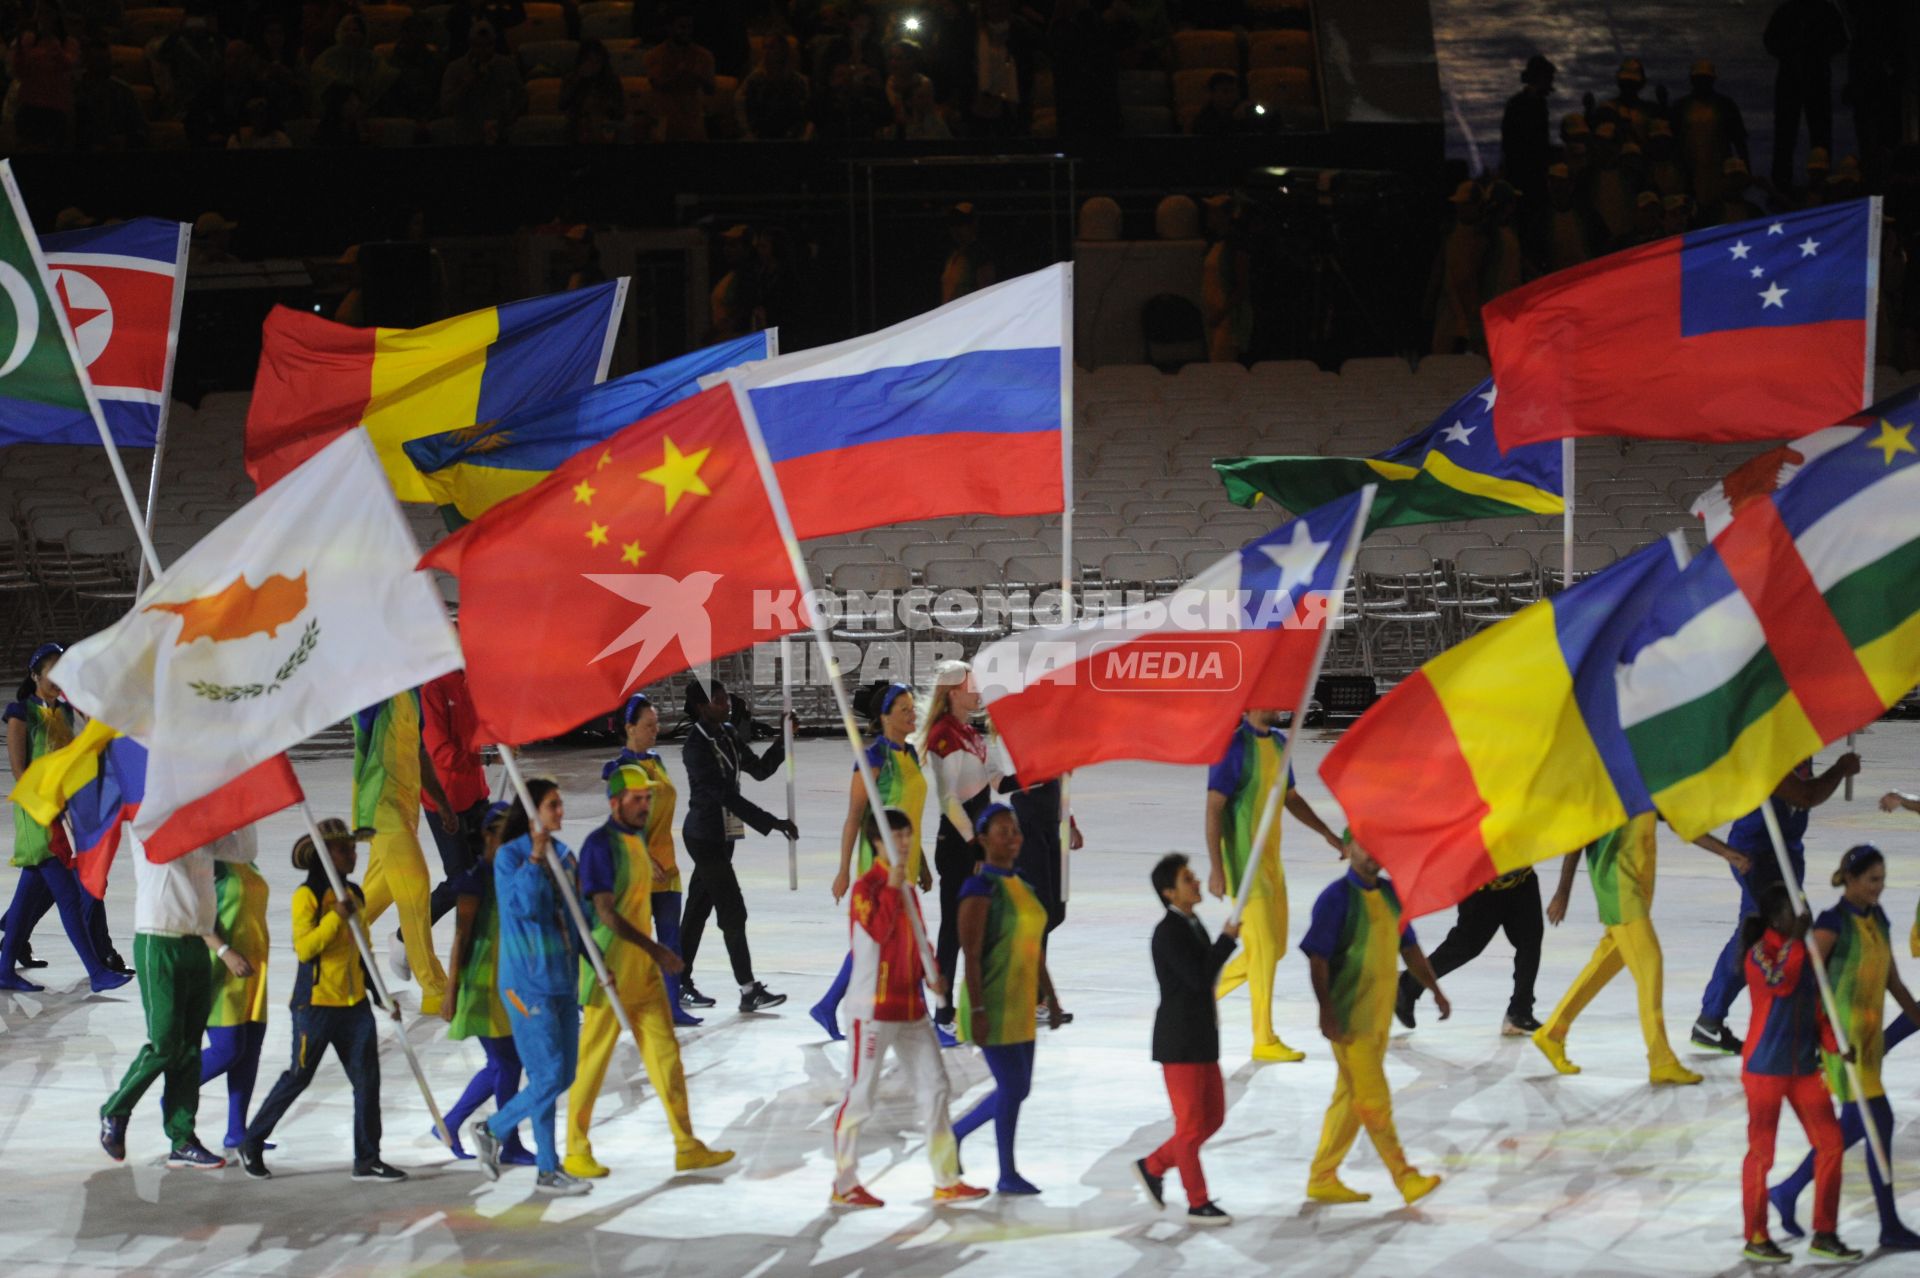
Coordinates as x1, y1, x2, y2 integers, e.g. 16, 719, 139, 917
526, 76, 563, 113
123, 7, 185, 44
580, 2, 634, 41
620, 75, 653, 115
1100, 551, 1182, 591
1247, 29, 1314, 70
1172, 30, 1241, 72
1170, 68, 1228, 131
811, 546, 886, 578
508, 3, 571, 48
109, 45, 152, 85
361, 5, 411, 44
1116, 69, 1170, 107
508, 113, 568, 144
518, 38, 580, 76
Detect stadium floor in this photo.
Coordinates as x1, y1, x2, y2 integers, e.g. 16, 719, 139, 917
3, 726, 1918, 1276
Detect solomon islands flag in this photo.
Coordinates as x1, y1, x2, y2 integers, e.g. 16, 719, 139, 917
1213, 378, 1561, 528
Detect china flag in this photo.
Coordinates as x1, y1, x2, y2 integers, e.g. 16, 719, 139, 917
420, 384, 804, 746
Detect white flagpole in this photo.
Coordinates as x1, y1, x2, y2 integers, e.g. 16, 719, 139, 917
763, 327, 799, 890
0, 161, 161, 582
1228, 485, 1376, 928
729, 383, 941, 983
292, 798, 452, 1148
592, 276, 631, 384
1560, 437, 1575, 595
494, 744, 650, 1052
135, 221, 193, 597
1057, 263, 1075, 901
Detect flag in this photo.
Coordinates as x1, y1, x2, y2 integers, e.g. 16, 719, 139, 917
974, 489, 1371, 783
11, 722, 300, 891
1691, 424, 1862, 539
0, 161, 119, 447
51, 429, 461, 842
401, 331, 771, 526
708, 263, 1067, 539
1320, 539, 1685, 918
1214, 378, 1562, 527
245, 280, 628, 500
1488, 198, 1877, 447
1618, 391, 1920, 840
33, 217, 190, 447
420, 384, 804, 746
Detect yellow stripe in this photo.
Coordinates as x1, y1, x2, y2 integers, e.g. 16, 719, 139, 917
1856, 609, 1920, 704
364, 308, 501, 502
1653, 693, 1820, 842
1363, 458, 1420, 481
1422, 451, 1565, 514
418, 461, 546, 522
1426, 604, 1627, 871
8, 719, 118, 826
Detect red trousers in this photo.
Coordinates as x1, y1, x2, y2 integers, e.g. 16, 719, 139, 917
1744, 1071, 1841, 1242
1145, 1062, 1225, 1207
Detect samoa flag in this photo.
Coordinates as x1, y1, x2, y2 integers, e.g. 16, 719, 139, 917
21, 217, 191, 447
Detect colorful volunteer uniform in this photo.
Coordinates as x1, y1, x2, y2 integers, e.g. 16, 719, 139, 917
1299, 869, 1425, 1195
242, 870, 385, 1167
954, 862, 1049, 1189
6, 695, 73, 866
440, 860, 528, 1161
566, 814, 702, 1171
1209, 719, 1295, 1051
1538, 814, 1686, 1073
1, 695, 115, 986
1741, 927, 1842, 1248
832, 854, 960, 1196
484, 832, 581, 1176
352, 691, 447, 1012
602, 747, 692, 1012
202, 856, 270, 1150
1701, 763, 1813, 1023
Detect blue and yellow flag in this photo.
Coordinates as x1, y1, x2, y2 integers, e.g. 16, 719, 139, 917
402, 332, 771, 526
1214, 378, 1563, 528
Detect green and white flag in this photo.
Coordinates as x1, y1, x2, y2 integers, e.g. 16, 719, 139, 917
0, 159, 112, 445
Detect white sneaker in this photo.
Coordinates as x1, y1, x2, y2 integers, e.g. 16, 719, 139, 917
535, 1170, 593, 1196
388, 930, 412, 983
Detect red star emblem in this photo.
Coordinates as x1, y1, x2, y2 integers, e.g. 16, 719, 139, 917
56, 273, 106, 331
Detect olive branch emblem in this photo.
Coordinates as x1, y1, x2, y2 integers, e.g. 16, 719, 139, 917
188, 620, 321, 702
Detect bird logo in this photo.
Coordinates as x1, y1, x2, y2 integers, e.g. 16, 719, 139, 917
584, 571, 723, 690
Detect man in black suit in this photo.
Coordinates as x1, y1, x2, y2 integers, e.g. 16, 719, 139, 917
1134, 854, 1239, 1226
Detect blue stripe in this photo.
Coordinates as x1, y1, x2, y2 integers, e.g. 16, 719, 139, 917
1557, 540, 1683, 813
1618, 547, 1740, 661
0, 394, 155, 447
473, 283, 622, 425
1771, 383, 1920, 540
42, 217, 183, 263
403, 332, 767, 476
747, 347, 1060, 463
1378, 378, 1563, 497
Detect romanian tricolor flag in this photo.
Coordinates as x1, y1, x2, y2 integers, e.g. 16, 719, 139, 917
1320, 539, 1684, 917
402, 331, 770, 526
1617, 385, 1920, 839
244, 281, 627, 500
10, 723, 300, 896
1213, 378, 1562, 528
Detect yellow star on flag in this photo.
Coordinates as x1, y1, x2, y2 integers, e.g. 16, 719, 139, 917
1868, 419, 1916, 466
620, 540, 644, 566
596, 450, 613, 470
641, 437, 713, 513
572, 479, 597, 506
586, 521, 609, 547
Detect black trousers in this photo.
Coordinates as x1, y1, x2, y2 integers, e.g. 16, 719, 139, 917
1403, 873, 1543, 1020
933, 827, 977, 1023
1770, 69, 1833, 191
244, 1000, 382, 1164
682, 835, 754, 987
425, 799, 490, 925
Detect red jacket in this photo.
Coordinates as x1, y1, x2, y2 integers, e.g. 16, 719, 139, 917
846, 860, 927, 1022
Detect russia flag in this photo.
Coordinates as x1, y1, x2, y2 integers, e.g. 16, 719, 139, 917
709, 264, 1069, 540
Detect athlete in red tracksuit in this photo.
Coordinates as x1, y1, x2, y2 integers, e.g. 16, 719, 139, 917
1740, 888, 1858, 1264
829, 808, 988, 1210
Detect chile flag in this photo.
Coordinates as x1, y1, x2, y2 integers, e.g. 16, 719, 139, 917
1487, 198, 1877, 447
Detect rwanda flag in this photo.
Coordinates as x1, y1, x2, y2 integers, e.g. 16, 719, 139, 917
402, 331, 771, 527
1213, 378, 1563, 529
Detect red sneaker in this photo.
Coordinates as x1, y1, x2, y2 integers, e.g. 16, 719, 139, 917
934, 1181, 990, 1203
831, 1185, 885, 1209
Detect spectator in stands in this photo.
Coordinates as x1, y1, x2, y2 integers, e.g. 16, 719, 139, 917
376, 16, 444, 122
739, 35, 812, 140
1430, 181, 1486, 355
964, 0, 1033, 139
1711, 156, 1767, 224
561, 39, 626, 144
750, 227, 803, 333
311, 13, 389, 111
1480, 179, 1525, 302
1825, 153, 1864, 203
1201, 194, 1251, 363
1800, 146, 1833, 206
1604, 57, 1655, 146
708, 224, 758, 340
1189, 72, 1252, 137
1661, 192, 1694, 236
1672, 58, 1748, 209
1500, 54, 1554, 234
810, 47, 890, 141
1644, 120, 1686, 199
248, 17, 312, 125
440, 20, 525, 145
644, 8, 717, 142
882, 38, 944, 138
226, 96, 291, 148
191, 211, 240, 267
804, 3, 883, 89
1542, 162, 1598, 273
314, 82, 371, 147
446, 1, 527, 60
1584, 122, 1634, 243
940, 203, 996, 303
9, 2, 77, 151
1614, 189, 1664, 250
1559, 112, 1591, 180
1764, 0, 1847, 191
71, 37, 147, 151
1044, 0, 1119, 141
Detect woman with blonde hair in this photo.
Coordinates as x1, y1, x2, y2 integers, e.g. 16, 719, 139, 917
917, 660, 998, 1028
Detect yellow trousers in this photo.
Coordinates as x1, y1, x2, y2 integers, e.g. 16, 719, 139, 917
1216, 891, 1286, 1047
1309, 1032, 1411, 1185
1541, 916, 1679, 1071
361, 825, 446, 1014
567, 966, 698, 1159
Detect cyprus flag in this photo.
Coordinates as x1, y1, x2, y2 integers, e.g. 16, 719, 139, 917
52, 429, 463, 841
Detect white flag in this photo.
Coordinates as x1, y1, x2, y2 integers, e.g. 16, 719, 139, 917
53, 430, 462, 841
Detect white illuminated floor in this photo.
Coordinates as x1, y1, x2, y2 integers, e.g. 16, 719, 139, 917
4, 726, 1920, 1276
